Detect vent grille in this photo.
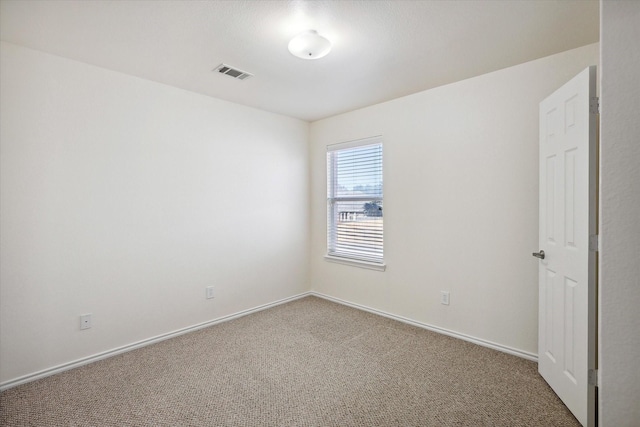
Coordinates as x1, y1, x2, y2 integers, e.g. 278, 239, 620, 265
214, 63, 253, 80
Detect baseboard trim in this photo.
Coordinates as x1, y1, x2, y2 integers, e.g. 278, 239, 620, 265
310, 292, 538, 362
0, 292, 312, 391
2, 290, 536, 391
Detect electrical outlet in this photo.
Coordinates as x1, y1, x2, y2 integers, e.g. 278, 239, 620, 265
206, 286, 214, 299
80, 313, 92, 330
440, 291, 450, 306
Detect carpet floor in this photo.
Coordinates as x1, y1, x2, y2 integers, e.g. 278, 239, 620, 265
0, 296, 580, 426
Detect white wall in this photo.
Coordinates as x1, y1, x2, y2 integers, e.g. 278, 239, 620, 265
0, 42, 309, 385
599, 1, 640, 425
309, 43, 599, 356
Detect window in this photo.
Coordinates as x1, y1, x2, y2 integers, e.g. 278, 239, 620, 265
326, 136, 384, 269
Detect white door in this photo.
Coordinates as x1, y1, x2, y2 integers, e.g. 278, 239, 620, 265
537, 66, 597, 427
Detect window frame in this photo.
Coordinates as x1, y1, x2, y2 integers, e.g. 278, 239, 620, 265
325, 136, 386, 271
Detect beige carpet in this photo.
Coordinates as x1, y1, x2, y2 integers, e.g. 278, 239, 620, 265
0, 296, 579, 426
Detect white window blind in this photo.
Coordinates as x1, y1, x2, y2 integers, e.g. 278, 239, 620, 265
327, 137, 383, 264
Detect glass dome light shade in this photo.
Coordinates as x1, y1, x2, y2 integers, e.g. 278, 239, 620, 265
288, 30, 332, 60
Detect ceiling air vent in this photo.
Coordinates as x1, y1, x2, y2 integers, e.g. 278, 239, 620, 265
214, 63, 253, 80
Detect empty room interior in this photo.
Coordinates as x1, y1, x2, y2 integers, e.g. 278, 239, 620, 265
0, 1, 638, 426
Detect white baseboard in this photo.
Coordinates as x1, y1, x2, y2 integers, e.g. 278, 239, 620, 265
0, 292, 312, 391
2, 290, 536, 391
310, 292, 538, 362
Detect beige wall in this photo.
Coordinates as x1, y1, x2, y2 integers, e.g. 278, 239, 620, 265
0, 42, 310, 385
599, 1, 640, 425
309, 43, 599, 357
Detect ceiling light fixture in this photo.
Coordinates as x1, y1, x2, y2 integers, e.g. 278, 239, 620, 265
288, 30, 332, 60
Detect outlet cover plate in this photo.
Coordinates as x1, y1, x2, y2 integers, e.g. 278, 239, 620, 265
440, 291, 450, 305
206, 286, 214, 299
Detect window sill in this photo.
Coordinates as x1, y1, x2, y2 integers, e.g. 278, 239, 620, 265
324, 255, 386, 272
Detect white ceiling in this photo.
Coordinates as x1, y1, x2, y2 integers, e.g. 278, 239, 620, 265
0, 0, 599, 122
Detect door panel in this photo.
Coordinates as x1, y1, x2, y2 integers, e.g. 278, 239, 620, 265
538, 66, 597, 427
